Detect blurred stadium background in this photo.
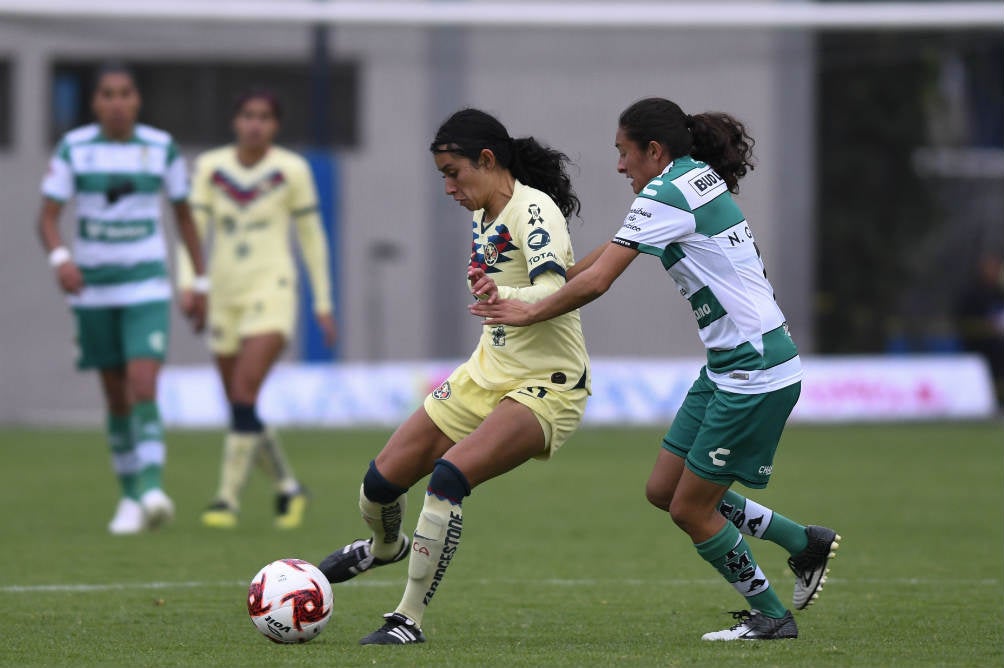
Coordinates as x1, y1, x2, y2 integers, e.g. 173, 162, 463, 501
0, 0, 1001, 427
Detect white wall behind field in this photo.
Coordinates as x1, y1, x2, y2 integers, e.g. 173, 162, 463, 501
0, 13, 815, 424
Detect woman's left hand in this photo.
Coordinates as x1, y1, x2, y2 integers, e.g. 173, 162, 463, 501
467, 267, 499, 303
316, 312, 338, 348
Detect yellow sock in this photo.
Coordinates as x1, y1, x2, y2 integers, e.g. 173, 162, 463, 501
359, 486, 408, 561
214, 432, 260, 510
256, 429, 299, 494
396, 494, 463, 626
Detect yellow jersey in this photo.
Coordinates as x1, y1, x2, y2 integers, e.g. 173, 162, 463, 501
177, 145, 332, 313
466, 181, 590, 393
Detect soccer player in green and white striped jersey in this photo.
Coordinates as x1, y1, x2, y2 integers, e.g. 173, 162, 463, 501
38, 63, 207, 535
470, 98, 840, 641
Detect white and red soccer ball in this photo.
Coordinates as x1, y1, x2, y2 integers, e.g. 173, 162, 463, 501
247, 558, 333, 644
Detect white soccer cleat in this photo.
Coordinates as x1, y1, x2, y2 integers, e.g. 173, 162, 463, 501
788, 525, 841, 610
701, 609, 798, 641
140, 488, 175, 530
108, 497, 145, 535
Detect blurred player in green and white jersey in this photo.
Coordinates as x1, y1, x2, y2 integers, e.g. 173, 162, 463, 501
176, 89, 337, 530
318, 109, 590, 645
471, 98, 840, 641
38, 63, 207, 535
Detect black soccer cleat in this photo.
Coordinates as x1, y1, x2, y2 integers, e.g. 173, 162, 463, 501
319, 536, 410, 583
359, 612, 426, 645
788, 525, 841, 610
701, 609, 798, 641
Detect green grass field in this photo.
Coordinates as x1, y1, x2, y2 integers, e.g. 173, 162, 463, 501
2, 422, 1002, 667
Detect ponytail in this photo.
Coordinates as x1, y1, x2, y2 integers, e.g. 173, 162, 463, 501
509, 137, 581, 219
431, 108, 581, 219
619, 98, 755, 194
688, 112, 755, 194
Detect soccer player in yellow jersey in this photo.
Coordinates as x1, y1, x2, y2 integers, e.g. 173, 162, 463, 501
318, 109, 590, 644
177, 89, 336, 529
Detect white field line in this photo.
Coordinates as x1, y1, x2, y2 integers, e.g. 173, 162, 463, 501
0, 576, 998, 594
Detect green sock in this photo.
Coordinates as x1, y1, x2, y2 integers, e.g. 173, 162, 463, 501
695, 522, 788, 619
107, 413, 139, 500
131, 401, 166, 494
718, 489, 808, 556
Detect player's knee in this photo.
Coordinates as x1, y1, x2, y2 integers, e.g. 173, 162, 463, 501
363, 460, 409, 504
645, 477, 674, 512
228, 376, 262, 405
126, 372, 157, 403
427, 459, 471, 504
667, 497, 697, 533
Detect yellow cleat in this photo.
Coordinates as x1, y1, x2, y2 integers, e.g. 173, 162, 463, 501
201, 501, 238, 529
274, 489, 309, 529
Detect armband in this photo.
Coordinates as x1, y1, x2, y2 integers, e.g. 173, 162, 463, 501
192, 275, 210, 294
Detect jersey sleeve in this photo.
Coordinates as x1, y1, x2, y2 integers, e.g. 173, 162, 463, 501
163, 139, 189, 202
175, 153, 212, 288
495, 265, 565, 303
612, 195, 696, 256
187, 152, 214, 213
291, 158, 332, 314
518, 198, 573, 284
289, 156, 320, 216
40, 140, 74, 202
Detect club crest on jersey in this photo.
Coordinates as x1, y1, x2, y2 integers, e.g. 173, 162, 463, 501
527, 203, 544, 226
527, 227, 551, 251
483, 242, 499, 266
432, 381, 451, 400
431, 377, 451, 397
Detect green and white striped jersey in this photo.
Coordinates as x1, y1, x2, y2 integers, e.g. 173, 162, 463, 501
41, 123, 188, 307
612, 156, 800, 394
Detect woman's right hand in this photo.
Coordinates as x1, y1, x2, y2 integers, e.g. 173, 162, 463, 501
179, 289, 207, 333
55, 261, 84, 295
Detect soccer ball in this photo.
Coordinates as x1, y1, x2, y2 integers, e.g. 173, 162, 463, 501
247, 558, 333, 644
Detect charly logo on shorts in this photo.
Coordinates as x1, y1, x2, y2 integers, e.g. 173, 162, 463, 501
432, 380, 451, 400
148, 331, 165, 353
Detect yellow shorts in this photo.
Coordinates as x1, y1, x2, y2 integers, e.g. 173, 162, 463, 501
423, 364, 588, 459
207, 287, 297, 355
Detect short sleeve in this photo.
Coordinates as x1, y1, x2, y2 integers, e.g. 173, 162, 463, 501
612, 195, 696, 256
40, 140, 74, 202
163, 139, 189, 202
290, 157, 319, 216
188, 153, 213, 211
517, 198, 572, 284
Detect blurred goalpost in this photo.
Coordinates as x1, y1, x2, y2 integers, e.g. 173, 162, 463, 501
0, 0, 1001, 30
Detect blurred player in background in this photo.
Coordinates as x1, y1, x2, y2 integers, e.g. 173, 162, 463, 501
38, 62, 207, 534
954, 252, 1004, 407
318, 108, 590, 644
177, 88, 336, 530
471, 97, 840, 641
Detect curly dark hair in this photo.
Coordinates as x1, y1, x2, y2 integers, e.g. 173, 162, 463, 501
618, 97, 755, 194
430, 108, 581, 219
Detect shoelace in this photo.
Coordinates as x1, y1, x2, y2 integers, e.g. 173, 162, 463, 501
726, 610, 752, 630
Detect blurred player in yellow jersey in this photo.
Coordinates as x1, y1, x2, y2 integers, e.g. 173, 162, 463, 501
177, 88, 337, 529
318, 109, 590, 645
